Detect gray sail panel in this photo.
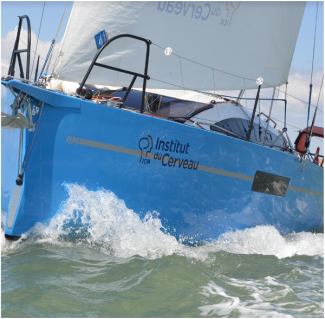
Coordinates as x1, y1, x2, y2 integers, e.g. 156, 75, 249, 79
1, 112, 32, 130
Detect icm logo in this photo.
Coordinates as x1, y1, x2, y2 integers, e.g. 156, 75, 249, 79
157, 1, 241, 27
225, 1, 241, 26
138, 135, 153, 164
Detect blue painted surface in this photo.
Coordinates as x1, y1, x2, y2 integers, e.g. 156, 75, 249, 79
5, 81, 81, 108
1, 87, 18, 213
2, 80, 324, 240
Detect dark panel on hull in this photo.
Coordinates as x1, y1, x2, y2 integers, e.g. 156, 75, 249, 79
252, 171, 290, 197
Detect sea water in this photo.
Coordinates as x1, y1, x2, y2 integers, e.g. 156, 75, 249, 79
1, 184, 324, 318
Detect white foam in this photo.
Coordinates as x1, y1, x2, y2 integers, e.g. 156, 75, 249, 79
199, 278, 307, 318
1, 184, 324, 260
212, 226, 324, 258
1, 209, 24, 253
1, 209, 6, 229
1, 210, 9, 251
25, 183, 183, 259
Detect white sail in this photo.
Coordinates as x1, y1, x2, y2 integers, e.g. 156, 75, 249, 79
55, 1, 305, 91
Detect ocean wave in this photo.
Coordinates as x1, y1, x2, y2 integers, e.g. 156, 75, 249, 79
199, 276, 323, 318
1, 184, 323, 260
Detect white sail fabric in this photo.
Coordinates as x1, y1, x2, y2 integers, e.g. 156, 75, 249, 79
55, 1, 305, 91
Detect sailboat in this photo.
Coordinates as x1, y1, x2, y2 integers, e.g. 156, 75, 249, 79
1, 1, 323, 241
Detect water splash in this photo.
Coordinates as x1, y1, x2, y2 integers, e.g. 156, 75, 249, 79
28, 183, 182, 259
1, 184, 323, 260
213, 226, 324, 259
1, 209, 6, 229
1, 209, 25, 254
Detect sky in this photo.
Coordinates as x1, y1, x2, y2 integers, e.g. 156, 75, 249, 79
1, 1, 324, 155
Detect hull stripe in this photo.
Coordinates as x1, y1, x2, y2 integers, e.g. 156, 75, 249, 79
78, 138, 323, 198
287, 185, 323, 197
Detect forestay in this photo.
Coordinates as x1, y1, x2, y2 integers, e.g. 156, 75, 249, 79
54, 1, 305, 91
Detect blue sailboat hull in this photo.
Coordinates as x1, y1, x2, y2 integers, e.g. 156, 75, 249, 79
2, 80, 324, 240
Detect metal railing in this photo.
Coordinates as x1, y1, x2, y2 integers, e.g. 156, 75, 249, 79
8, 15, 31, 80
78, 34, 151, 113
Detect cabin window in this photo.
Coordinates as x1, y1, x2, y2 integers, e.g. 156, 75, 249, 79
210, 118, 286, 149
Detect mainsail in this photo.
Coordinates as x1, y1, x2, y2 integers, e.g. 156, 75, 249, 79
54, 1, 305, 91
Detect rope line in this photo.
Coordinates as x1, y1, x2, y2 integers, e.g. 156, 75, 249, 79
46, 1, 69, 73
213, 69, 220, 119
151, 42, 324, 114
19, 38, 56, 68
152, 42, 256, 82
22, 102, 44, 172
316, 75, 324, 107
193, 108, 311, 133
311, 2, 319, 84
305, 3, 319, 149
275, 86, 324, 115
52, 33, 323, 115
179, 57, 187, 102
190, 69, 214, 115
219, 79, 244, 122
31, 1, 45, 77
148, 58, 180, 106
150, 76, 322, 134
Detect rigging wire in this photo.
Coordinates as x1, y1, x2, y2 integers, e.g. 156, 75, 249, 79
190, 69, 214, 115
48, 24, 322, 116
310, 2, 319, 85
151, 42, 324, 114
10, 4, 65, 77
179, 57, 187, 102
152, 42, 256, 83
275, 86, 324, 115
24, 4, 318, 118
22, 102, 45, 173
193, 108, 318, 138
13, 38, 55, 79
258, 99, 261, 140
46, 1, 69, 73
11, 5, 322, 121
307, 75, 324, 144
304, 2, 319, 153
150, 76, 320, 134
19, 38, 56, 69
53, 20, 298, 108
148, 58, 180, 106
31, 1, 45, 77
316, 75, 324, 108
213, 69, 220, 120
